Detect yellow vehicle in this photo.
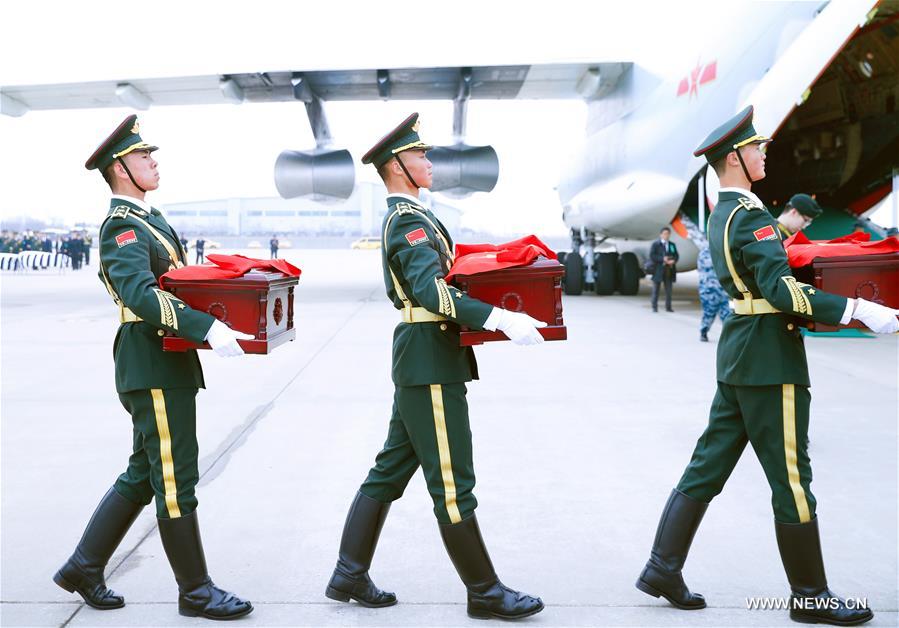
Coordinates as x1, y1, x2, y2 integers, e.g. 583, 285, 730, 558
351, 236, 381, 250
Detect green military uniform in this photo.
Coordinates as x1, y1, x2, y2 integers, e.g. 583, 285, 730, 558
99, 197, 214, 518
359, 192, 493, 523
87, 116, 216, 520
676, 186, 847, 522
353, 115, 494, 525
675, 113, 848, 524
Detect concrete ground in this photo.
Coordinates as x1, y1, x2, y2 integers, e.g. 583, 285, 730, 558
1, 249, 896, 628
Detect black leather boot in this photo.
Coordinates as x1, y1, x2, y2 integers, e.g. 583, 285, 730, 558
775, 518, 873, 626
700, 329, 709, 342
157, 511, 253, 620
53, 487, 142, 609
325, 491, 397, 608
440, 514, 544, 620
636, 488, 707, 609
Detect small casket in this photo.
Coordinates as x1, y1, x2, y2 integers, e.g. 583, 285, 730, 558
793, 252, 899, 332
450, 256, 567, 346
162, 270, 298, 354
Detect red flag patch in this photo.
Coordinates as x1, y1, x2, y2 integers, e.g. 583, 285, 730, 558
753, 225, 777, 242
405, 228, 428, 246
115, 229, 138, 248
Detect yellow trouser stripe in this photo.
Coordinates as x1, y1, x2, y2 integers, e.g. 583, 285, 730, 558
430, 384, 462, 524
782, 384, 810, 523
151, 389, 181, 518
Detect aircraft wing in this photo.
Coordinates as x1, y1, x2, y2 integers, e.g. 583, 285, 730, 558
0, 62, 630, 114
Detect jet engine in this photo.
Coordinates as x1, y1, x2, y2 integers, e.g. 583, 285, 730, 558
273, 148, 356, 200
428, 143, 499, 199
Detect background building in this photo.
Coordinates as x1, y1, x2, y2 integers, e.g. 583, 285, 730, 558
164, 182, 462, 237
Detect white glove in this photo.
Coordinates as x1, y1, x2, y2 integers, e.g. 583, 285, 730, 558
204, 319, 254, 357
852, 299, 899, 334
494, 309, 548, 346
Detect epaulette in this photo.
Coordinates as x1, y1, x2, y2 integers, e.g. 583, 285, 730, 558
109, 205, 132, 219
737, 197, 763, 211
395, 201, 422, 215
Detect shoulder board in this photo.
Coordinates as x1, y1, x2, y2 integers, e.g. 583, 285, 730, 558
109, 205, 132, 219
394, 201, 424, 215
108, 204, 149, 219
737, 197, 763, 211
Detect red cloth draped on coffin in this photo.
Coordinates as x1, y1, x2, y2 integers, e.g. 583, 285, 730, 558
783, 231, 899, 268
445, 235, 557, 282
159, 254, 301, 290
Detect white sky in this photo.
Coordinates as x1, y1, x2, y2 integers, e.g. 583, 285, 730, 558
1, 0, 894, 234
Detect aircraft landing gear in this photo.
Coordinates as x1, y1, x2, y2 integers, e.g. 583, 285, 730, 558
560, 229, 643, 297
617, 252, 640, 295
594, 251, 618, 295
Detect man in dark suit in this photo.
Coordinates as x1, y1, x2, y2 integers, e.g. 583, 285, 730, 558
195, 237, 206, 264
649, 227, 679, 312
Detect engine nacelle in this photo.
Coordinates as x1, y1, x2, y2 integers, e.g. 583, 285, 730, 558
428, 143, 499, 199
274, 148, 356, 200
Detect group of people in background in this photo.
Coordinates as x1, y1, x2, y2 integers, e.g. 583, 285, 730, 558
0, 229, 93, 269
648, 193, 825, 342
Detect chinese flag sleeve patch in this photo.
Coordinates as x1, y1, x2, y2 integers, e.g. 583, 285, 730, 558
753, 225, 777, 242
115, 229, 138, 248
405, 228, 428, 246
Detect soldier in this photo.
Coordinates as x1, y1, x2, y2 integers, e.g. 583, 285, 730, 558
635, 106, 898, 626
325, 113, 546, 621
53, 115, 254, 621
777, 193, 822, 238
697, 243, 731, 342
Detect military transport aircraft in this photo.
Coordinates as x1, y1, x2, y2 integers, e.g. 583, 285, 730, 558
2, 0, 896, 296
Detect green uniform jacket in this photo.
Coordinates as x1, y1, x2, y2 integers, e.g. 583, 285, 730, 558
709, 191, 847, 386
99, 198, 215, 393
381, 195, 493, 387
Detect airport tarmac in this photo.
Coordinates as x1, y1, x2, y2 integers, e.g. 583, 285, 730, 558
1, 249, 896, 628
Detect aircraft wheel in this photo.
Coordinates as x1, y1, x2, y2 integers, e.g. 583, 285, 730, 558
563, 253, 584, 295
595, 252, 618, 295
618, 252, 640, 295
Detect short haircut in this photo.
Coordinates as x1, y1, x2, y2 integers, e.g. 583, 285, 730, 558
377, 160, 392, 183
660, 227, 671, 234
101, 162, 117, 189
711, 157, 728, 177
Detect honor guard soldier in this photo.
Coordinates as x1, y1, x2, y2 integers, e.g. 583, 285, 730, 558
325, 113, 546, 621
777, 193, 822, 238
635, 106, 898, 626
54, 115, 254, 621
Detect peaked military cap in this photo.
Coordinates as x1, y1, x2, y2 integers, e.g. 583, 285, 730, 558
361, 112, 433, 168
786, 193, 822, 218
85, 114, 158, 171
694, 105, 772, 164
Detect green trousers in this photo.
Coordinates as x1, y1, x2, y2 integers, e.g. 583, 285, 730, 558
113, 388, 200, 519
360, 383, 477, 525
677, 382, 815, 523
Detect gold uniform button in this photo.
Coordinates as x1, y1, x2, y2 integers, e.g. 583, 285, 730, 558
157, 329, 165, 337
440, 323, 448, 331
787, 323, 795, 331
